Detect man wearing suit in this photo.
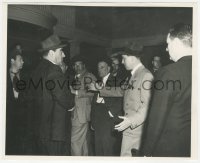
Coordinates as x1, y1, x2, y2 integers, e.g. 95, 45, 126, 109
69, 55, 96, 156
89, 58, 123, 156
142, 23, 192, 157
28, 35, 74, 155
6, 48, 25, 154
89, 44, 153, 156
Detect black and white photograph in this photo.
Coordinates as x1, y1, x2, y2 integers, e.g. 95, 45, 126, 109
0, 0, 199, 161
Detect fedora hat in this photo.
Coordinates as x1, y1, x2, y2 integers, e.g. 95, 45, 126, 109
120, 42, 143, 57
38, 34, 66, 52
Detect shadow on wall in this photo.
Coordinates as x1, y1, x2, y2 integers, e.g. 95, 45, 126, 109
80, 42, 108, 77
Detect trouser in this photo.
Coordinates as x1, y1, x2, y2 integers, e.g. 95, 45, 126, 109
120, 134, 141, 156
36, 139, 67, 156
71, 110, 89, 156
94, 103, 121, 156
6, 111, 25, 155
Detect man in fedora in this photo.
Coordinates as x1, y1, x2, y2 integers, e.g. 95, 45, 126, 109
27, 34, 74, 155
70, 55, 96, 156
89, 43, 154, 156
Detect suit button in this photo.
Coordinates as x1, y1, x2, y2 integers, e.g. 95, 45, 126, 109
125, 113, 128, 115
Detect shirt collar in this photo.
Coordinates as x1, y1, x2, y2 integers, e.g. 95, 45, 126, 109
10, 69, 19, 76
44, 58, 57, 65
131, 63, 142, 76
103, 73, 110, 84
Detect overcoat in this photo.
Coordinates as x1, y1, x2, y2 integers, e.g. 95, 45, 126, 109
142, 56, 192, 157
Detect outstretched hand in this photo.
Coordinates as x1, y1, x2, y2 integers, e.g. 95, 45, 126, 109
114, 116, 131, 132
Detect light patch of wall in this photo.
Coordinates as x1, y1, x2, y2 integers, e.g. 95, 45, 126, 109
111, 34, 167, 49
52, 6, 111, 57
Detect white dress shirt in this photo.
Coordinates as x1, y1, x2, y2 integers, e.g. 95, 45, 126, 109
96, 73, 110, 103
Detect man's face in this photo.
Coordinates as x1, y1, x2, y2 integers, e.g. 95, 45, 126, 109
152, 56, 161, 69
111, 58, 120, 74
11, 55, 24, 70
74, 61, 85, 74
98, 61, 110, 78
166, 34, 179, 61
53, 48, 65, 65
122, 55, 137, 70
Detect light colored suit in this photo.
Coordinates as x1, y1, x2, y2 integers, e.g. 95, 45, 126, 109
100, 65, 153, 156
71, 70, 96, 156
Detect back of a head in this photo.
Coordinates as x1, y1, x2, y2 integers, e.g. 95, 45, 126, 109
169, 23, 192, 47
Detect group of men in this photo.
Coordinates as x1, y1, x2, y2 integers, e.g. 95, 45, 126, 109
6, 23, 192, 157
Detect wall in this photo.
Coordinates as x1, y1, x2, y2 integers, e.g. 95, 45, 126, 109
51, 6, 111, 58
111, 34, 166, 49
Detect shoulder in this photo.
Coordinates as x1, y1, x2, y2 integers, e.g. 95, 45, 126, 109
47, 64, 63, 79
155, 63, 178, 80
140, 67, 154, 81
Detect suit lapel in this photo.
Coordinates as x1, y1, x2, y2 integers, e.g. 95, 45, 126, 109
129, 65, 144, 83
127, 65, 145, 91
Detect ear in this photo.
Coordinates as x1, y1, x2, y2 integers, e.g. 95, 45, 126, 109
48, 50, 56, 60
49, 50, 55, 56
173, 38, 182, 45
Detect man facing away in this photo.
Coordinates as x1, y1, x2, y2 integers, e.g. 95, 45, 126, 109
141, 23, 192, 157
27, 34, 74, 155
89, 44, 153, 156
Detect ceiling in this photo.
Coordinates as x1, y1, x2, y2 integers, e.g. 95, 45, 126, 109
75, 7, 192, 39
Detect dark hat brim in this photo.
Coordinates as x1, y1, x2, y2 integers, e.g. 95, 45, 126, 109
71, 55, 86, 64
38, 43, 66, 53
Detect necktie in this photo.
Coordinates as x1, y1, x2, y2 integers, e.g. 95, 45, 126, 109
96, 79, 104, 103
73, 74, 80, 90
127, 71, 132, 83
13, 73, 20, 92
121, 72, 132, 90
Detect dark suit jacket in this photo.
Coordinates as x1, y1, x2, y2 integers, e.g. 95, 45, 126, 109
142, 56, 192, 157
27, 59, 74, 142
6, 69, 28, 154
91, 73, 123, 128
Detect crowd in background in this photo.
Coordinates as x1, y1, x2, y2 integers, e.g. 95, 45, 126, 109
6, 23, 192, 157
